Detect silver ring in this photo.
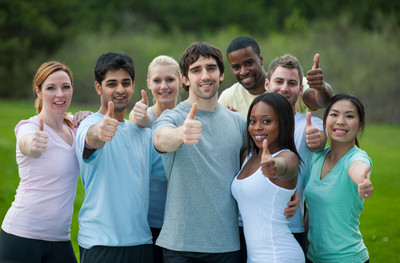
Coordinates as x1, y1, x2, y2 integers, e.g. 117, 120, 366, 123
364, 194, 368, 197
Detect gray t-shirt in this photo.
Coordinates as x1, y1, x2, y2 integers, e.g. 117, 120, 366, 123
152, 101, 247, 253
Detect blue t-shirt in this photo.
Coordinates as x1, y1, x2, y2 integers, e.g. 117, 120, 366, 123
305, 146, 372, 262
75, 112, 164, 249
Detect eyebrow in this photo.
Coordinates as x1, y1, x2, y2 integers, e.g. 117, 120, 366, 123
105, 78, 132, 83
331, 109, 355, 114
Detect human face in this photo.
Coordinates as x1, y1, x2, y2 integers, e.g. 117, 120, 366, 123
228, 46, 265, 94
148, 65, 180, 106
265, 66, 302, 109
325, 99, 363, 145
183, 56, 223, 101
95, 68, 134, 112
36, 70, 73, 115
248, 101, 280, 152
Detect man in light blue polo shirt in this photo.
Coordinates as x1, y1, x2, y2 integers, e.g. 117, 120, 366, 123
75, 52, 163, 263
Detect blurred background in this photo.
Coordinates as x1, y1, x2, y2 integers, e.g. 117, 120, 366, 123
1, 0, 399, 123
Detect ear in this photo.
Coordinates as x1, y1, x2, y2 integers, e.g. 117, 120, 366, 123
264, 78, 269, 91
299, 84, 304, 96
259, 54, 264, 65
132, 80, 135, 92
182, 75, 190, 87
94, 81, 102, 95
35, 86, 41, 98
219, 73, 225, 83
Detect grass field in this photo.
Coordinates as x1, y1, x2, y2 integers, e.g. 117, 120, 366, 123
0, 99, 399, 262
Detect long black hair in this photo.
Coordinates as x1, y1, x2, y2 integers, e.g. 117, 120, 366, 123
247, 93, 300, 161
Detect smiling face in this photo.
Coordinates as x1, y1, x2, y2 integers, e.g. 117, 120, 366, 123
325, 99, 363, 145
228, 46, 265, 95
95, 68, 134, 114
265, 66, 303, 110
183, 55, 224, 102
36, 70, 73, 115
248, 101, 280, 152
148, 64, 180, 106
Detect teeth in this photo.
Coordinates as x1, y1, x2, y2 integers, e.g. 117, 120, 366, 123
54, 102, 64, 105
254, 135, 266, 139
334, 129, 346, 134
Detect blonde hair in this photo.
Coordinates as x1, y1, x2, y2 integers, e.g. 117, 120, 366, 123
147, 55, 181, 81
33, 61, 74, 128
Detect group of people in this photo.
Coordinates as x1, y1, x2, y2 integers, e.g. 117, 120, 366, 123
0, 36, 373, 263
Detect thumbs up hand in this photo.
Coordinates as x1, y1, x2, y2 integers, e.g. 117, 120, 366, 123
358, 165, 373, 199
97, 101, 119, 142
31, 118, 49, 154
305, 112, 321, 150
260, 139, 277, 179
129, 90, 153, 127
182, 103, 202, 145
306, 53, 324, 91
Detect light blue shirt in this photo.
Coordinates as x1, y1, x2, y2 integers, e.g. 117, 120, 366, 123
75, 112, 163, 249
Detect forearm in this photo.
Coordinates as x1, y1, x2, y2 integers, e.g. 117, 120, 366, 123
303, 82, 333, 109
153, 126, 184, 153
19, 135, 41, 158
85, 124, 106, 149
129, 110, 152, 128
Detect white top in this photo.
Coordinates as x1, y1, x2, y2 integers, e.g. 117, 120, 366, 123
231, 150, 305, 263
2, 116, 79, 241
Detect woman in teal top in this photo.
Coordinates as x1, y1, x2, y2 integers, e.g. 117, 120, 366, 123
304, 93, 373, 263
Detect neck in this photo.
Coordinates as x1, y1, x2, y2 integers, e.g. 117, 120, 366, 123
187, 95, 219, 112
329, 140, 355, 160
247, 71, 267, 95
153, 100, 176, 119
38, 111, 65, 131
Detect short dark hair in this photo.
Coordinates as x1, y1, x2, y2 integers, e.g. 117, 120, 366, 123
267, 54, 303, 86
179, 42, 224, 91
323, 93, 365, 147
247, 93, 299, 162
94, 52, 135, 84
226, 36, 260, 57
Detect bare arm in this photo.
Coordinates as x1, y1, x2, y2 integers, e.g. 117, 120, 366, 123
348, 160, 373, 199
303, 53, 333, 109
153, 103, 201, 153
19, 119, 48, 158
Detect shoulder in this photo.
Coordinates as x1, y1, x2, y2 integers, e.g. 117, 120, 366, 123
219, 83, 244, 99
346, 146, 372, 166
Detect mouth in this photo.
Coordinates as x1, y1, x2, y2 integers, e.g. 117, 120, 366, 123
253, 134, 267, 142
199, 82, 214, 91
113, 94, 127, 102
158, 91, 172, 97
54, 101, 66, 106
333, 128, 348, 135
240, 76, 254, 87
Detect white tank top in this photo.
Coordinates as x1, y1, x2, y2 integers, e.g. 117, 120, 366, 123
231, 150, 305, 262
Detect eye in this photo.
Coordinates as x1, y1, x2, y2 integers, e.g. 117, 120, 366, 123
167, 78, 176, 82
246, 61, 254, 66
231, 65, 240, 71
346, 114, 355, 119
46, 86, 55, 90
249, 120, 256, 125
122, 81, 131, 87
207, 66, 217, 72
329, 112, 337, 117
263, 119, 271, 124
153, 79, 161, 83
63, 85, 71, 89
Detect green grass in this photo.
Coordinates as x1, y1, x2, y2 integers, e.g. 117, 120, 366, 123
0, 99, 399, 261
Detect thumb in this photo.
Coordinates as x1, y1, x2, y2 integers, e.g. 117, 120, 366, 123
187, 103, 198, 120
306, 112, 312, 127
39, 118, 44, 131
312, 53, 320, 70
107, 101, 114, 118
261, 139, 270, 161
141, 89, 148, 105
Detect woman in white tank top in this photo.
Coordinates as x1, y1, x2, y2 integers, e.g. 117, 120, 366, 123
231, 93, 305, 262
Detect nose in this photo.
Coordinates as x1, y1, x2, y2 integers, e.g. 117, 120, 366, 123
239, 66, 248, 76
160, 80, 168, 90
336, 114, 345, 125
116, 83, 125, 93
200, 68, 210, 80
254, 121, 262, 130
56, 87, 64, 97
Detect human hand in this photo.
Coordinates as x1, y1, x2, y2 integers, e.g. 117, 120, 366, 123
31, 118, 48, 153
284, 190, 299, 219
97, 101, 119, 142
306, 53, 324, 90
182, 103, 202, 145
358, 165, 373, 199
305, 112, 321, 150
225, 104, 238, 112
73, 111, 92, 128
261, 139, 277, 179
131, 90, 149, 122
